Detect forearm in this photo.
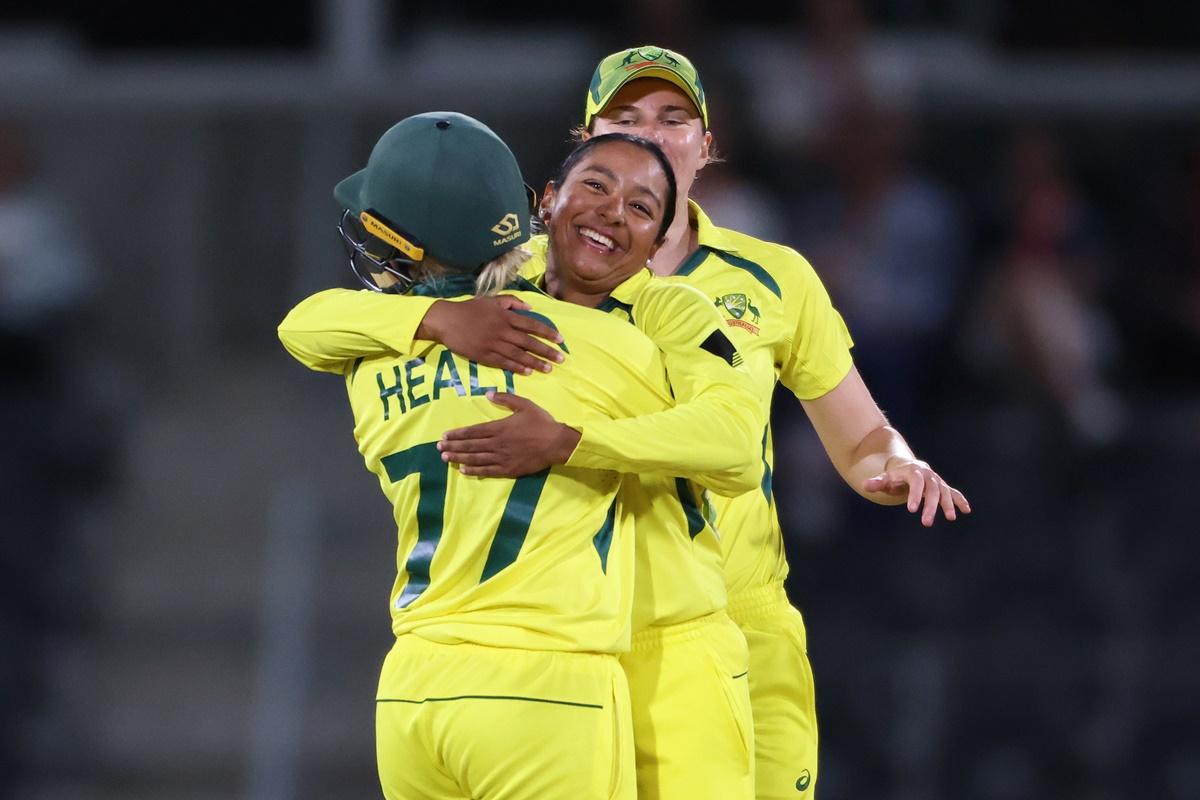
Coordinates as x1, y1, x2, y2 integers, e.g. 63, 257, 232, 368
567, 383, 763, 496
843, 424, 917, 505
277, 289, 435, 372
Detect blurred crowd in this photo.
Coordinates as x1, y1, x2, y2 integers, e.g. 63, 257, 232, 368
1, 0, 1198, 798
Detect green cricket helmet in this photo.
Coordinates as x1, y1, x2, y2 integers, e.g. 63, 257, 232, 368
334, 111, 533, 292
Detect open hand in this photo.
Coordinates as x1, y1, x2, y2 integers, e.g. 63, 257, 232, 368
439, 392, 580, 477
419, 296, 564, 376
862, 458, 971, 527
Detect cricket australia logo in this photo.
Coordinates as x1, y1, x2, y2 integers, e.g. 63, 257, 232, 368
623, 47, 679, 69
715, 293, 761, 334
491, 213, 522, 245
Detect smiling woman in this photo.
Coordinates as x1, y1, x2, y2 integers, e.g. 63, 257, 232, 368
538, 134, 678, 306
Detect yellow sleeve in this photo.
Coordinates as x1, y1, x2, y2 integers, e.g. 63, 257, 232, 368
776, 250, 855, 400
566, 282, 763, 497
277, 289, 437, 374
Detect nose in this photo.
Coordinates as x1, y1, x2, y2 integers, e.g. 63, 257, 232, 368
596, 192, 625, 224
641, 124, 666, 146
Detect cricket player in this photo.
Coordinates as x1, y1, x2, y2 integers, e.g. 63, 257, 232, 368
281, 132, 769, 799
562, 46, 972, 798
431, 46, 974, 798
278, 113, 763, 800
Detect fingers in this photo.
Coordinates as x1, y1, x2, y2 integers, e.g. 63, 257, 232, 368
920, 477, 942, 527
488, 356, 536, 376
494, 296, 531, 312
950, 487, 971, 515
863, 472, 906, 496
441, 422, 504, 442
938, 479, 957, 522
485, 391, 529, 412
513, 333, 565, 365
922, 478, 972, 524
862, 473, 891, 493
488, 339, 560, 375
456, 464, 519, 478
437, 436, 495, 454
871, 462, 971, 525
503, 336, 563, 371
442, 450, 499, 466
906, 471, 925, 514
485, 342, 546, 376
510, 312, 564, 344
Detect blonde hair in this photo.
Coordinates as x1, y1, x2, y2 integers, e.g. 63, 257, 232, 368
405, 246, 529, 296
475, 246, 531, 296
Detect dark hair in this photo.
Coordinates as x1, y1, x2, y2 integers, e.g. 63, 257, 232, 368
550, 133, 678, 241
569, 123, 723, 166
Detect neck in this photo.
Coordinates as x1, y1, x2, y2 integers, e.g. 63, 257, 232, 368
543, 259, 613, 309
647, 198, 698, 276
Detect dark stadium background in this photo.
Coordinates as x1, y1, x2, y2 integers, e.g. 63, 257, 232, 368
1, 2, 1197, 798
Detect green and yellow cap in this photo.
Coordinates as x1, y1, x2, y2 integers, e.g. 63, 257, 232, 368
334, 112, 531, 272
585, 45, 708, 128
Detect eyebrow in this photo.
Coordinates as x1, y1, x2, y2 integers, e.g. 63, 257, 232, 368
580, 164, 663, 211
605, 104, 696, 117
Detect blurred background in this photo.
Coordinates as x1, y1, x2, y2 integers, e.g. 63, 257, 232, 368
1, 1, 1198, 798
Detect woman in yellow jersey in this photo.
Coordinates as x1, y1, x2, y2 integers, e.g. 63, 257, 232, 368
281, 132, 769, 799
438, 46, 973, 800
458, 134, 766, 800
278, 112, 719, 800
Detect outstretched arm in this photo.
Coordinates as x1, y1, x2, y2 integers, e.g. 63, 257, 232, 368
800, 366, 970, 526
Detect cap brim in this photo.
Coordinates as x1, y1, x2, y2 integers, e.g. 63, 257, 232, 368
590, 66, 706, 126
334, 169, 367, 212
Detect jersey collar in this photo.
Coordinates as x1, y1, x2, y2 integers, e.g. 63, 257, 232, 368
690, 200, 741, 256
606, 265, 653, 308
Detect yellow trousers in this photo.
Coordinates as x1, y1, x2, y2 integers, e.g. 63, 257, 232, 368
619, 610, 755, 799
375, 635, 635, 800
729, 582, 819, 798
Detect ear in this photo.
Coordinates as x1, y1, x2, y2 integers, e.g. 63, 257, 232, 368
539, 181, 557, 221
698, 130, 713, 169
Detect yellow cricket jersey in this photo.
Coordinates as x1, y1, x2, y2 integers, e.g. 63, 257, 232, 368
665, 202, 855, 595
520, 238, 766, 630
278, 284, 761, 650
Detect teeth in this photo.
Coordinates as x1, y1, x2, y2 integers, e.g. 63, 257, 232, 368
579, 227, 615, 250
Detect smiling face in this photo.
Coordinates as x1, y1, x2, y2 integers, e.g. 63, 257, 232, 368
589, 78, 710, 203
540, 138, 672, 304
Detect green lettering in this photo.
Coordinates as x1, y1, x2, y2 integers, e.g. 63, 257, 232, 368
381, 442, 445, 608
405, 358, 430, 409
469, 361, 497, 396
380, 447, 556, 606
433, 351, 466, 400
376, 365, 406, 421
480, 468, 550, 580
